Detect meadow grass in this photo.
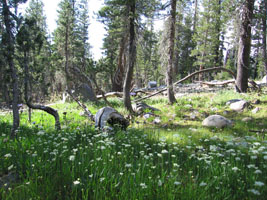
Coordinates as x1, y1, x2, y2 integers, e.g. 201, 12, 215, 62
0, 89, 266, 199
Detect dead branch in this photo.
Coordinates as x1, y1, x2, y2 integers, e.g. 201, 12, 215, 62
97, 92, 124, 99
196, 79, 235, 86
133, 67, 236, 103
26, 100, 61, 130
67, 90, 95, 122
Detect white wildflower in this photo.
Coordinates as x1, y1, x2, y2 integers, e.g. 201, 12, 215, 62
125, 164, 132, 168
235, 157, 241, 161
209, 145, 217, 152
174, 181, 181, 185
254, 181, 264, 187
8, 165, 14, 171
37, 131, 45, 136
158, 180, 163, 187
254, 170, 262, 174
199, 182, 207, 187
69, 155, 75, 161
251, 155, 257, 160
161, 149, 168, 154
4, 153, 12, 158
73, 180, 80, 185
140, 183, 147, 189
232, 167, 239, 172
248, 189, 260, 195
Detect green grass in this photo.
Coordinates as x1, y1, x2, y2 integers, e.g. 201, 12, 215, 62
0, 89, 267, 199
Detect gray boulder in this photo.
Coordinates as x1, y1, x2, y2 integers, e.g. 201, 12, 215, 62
229, 100, 249, 111
202, 115, 233, 128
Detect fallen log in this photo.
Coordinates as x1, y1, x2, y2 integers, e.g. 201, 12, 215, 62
133, 67, 236, 103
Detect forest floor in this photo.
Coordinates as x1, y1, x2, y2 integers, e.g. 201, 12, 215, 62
0, 86, 267, 199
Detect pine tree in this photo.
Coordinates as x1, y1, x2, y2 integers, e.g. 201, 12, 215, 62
1, 0, 28, 138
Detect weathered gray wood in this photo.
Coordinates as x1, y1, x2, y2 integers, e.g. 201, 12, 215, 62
95, 107, 129, 130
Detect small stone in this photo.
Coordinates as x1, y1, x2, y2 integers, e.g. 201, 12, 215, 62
202, 115, 233, 128
211, 107, 218, 112
143, 113, 152, 119
184, 104, 193, 109
190, 113, 197, 120
153, 117, 161, 124
252, 107, 260, 114
229, 100, 249, 111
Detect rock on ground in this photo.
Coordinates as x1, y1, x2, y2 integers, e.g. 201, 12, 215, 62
229, 100, 249, 111
202, 115, 233, 128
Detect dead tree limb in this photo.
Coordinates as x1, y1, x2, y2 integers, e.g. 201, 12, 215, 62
97, 92, 123, 99
66, 90, 95, 122
24, 51, 61, 130
196, 79, 235, 86
134, 67, 236, 103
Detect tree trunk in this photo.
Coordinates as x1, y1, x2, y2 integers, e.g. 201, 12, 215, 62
235, 0, 255, 93
123, 1, 136, 113
112, 36, 127, 92
193, 0, 198, 34
262, 0, 267, 81
166, 0, 177, 104
2, 0, 20, 138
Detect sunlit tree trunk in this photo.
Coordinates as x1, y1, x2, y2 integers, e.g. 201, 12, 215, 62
262, 0, 267, 81
236, 0, 255, 93
166, 0, 177, 104
123, 0, 136, 113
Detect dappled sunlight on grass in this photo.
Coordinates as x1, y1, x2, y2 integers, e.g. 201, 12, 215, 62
0, 90, 267, 199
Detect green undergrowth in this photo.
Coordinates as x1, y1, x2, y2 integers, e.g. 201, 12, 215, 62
0, 90, 267, 199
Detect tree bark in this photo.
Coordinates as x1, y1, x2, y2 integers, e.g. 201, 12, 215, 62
262, 0, 267, 81
112, 36, 127, 92
166, 0, 177, 104
2, 0, 20, 138
235, 0, 255, 93
123, 1, 136, 113
193, 0, 198, 34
